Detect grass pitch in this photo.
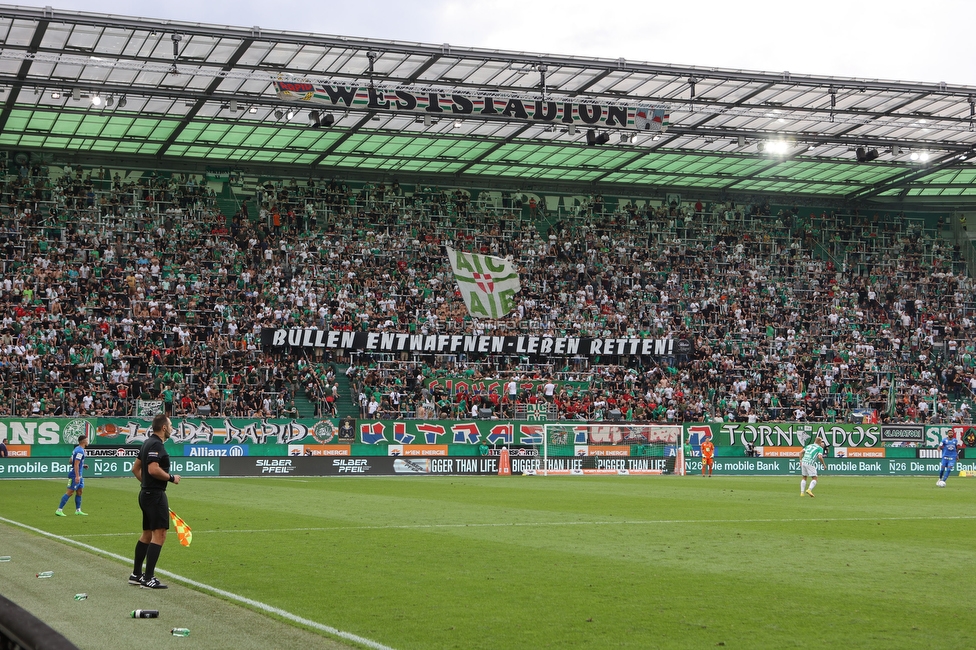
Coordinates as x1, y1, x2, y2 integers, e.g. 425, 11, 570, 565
2, 475, 974, 649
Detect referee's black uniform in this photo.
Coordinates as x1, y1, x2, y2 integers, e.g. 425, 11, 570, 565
132, 432, 175, 589
138, 433, 171, 531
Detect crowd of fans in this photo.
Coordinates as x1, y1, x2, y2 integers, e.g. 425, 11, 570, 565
1, 158, 974, 426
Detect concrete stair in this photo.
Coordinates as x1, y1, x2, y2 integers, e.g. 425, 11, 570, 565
330, 364, 359, 419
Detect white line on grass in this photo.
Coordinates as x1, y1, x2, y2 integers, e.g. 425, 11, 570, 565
0, 516, 396, 650
60, 513, 976, 538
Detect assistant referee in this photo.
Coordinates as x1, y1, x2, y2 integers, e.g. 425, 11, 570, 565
129, 413, 181, 589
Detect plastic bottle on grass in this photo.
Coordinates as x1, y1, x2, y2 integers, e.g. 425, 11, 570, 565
131, 610, 158, 618
0, 556, 11, 562
36, 571, 54, 578
171, 628, 190, 637
74, 594, 88, 601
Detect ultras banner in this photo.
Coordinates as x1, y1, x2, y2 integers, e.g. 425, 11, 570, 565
3, 417, 550, 454
261, 328, 693, 358
686, 422, 887, 448
273, 80, 670, 132
3, 417, 958, 456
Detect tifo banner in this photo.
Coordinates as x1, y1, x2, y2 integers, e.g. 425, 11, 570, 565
3, 417, 547, 453
686, 422, 886, 448
425, 376, 590, 395
446, 245, 520, 319
356, 420, 544, 446
272, 79, 670, 132
135, 400, 164, 417
261, 329, 693, 358
91, 418, 342, 446
1, 417, 961, 458
881, 424, 925, 442
0, 418, 96, 446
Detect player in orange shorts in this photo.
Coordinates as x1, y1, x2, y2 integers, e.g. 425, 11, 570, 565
700, 435, 715, 476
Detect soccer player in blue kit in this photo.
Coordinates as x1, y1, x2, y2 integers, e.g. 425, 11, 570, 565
56, 434, 89, 516
936, 432, 959, 487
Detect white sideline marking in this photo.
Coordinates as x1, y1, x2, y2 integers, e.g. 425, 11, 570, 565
61, 514, 976, 538
0, 516, 397, 650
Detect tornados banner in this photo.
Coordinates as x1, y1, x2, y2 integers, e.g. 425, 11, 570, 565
446, 246, 520, 319
261, 329, 693, 358
272, 80, 670, 132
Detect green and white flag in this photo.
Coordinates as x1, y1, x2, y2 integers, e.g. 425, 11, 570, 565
446, 246, 521, 319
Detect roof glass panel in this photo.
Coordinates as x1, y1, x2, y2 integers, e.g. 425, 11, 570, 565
1, 7, 976, 207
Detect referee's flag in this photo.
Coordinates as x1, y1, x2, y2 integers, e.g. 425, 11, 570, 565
169, 509, 192, 547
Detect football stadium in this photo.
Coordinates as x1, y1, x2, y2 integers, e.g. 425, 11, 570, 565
0, 4, 974, 649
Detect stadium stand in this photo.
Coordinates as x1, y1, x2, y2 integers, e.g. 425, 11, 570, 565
2, 160, 974, 426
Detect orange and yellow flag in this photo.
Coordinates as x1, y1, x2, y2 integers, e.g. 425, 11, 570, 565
169, 509, 192, 547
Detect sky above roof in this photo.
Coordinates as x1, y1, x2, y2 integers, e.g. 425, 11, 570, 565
30, 0, 976, 86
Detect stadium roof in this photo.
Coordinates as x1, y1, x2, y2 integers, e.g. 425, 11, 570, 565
1, 4, 975, 208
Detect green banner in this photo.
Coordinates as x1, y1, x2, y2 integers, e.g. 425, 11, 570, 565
86, 457, 220, 477
0, 418, 97, 446
682, 457, 976, 475
1, 417, 960, 458
685, 422, 960, 449
685, 422, 887, 448
4, 455, 964, 478
0, 457, 220, 479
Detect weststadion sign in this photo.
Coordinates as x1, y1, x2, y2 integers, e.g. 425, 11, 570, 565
273, 80, 670, 132
262, 329, 694, 358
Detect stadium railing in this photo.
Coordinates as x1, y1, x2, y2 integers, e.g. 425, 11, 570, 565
0, 593, 80, 650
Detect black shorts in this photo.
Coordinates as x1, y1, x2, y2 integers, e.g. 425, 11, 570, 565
139, 489, 169, 531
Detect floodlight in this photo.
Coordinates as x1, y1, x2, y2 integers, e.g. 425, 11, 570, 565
309, 111, 334, 129
91, 94, 102, 107
855, 147, 879, 163
586, 129, 611, 146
